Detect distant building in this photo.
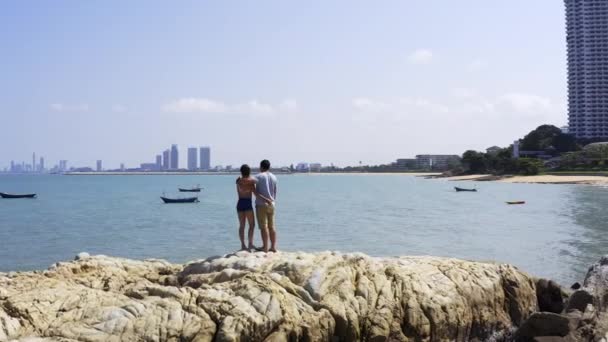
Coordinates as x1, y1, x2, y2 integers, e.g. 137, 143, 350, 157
96, 160, 102, 172
120, 163, 125, 172
170, 144, 179, 169
513, 141, 520, 159
415, 155, 460, 171
295, 163, 310, 172
140, 163, 157, 170
395, 158, 418, 169
155, 155, 162, 170
309, 163, 322, 172
32, 153, 36, 172
199, 147, 211, 170
162, 149, 170, 170
59, 160, 68, 172
560, 126, 570, 134
39, 157, 44, 172
187, 147, 198, 171
565, 0, 608, 139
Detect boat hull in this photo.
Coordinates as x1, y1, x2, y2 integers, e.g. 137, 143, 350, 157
0, 192, 37, 199
161, 196, 199, 203
178, 188, 201, 192
454, 187, 477, 192
506, 201, 525, 205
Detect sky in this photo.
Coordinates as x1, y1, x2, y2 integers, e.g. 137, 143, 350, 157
0, 1, 568, 169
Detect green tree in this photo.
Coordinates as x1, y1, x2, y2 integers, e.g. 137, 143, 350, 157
461, 150, 488, 174
520, 125, 562, 151
516, 158, 544, 175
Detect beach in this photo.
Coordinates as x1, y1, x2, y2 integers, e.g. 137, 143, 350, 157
442, 173, 608, 185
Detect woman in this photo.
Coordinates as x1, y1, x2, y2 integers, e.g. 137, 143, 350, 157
236, 164, 257, 251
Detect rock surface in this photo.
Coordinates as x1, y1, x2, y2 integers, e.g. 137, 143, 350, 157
0, 251, 540, 341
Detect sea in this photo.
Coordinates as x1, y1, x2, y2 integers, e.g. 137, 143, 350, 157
1, 173, 607, 286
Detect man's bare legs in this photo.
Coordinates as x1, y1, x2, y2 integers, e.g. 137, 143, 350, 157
237, 212, 247, 250
245, 211, 256, 250
260, 227, 269, 252
269, 227, 277, 252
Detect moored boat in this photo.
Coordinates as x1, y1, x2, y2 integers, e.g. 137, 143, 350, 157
178, 187, 201, 192
506, 201, 525, 205
454, 187, 477, 192
0, 192, 37, 199
161, 196, 199, 203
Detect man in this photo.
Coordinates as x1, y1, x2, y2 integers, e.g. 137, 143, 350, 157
255, 159, 278, 252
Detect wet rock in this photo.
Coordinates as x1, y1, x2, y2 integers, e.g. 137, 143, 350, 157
537, 278, 566, 313
566, 289, 594, 313
571, 282, 581, 290
515, 312, 570, 341
583, 255, 608, 311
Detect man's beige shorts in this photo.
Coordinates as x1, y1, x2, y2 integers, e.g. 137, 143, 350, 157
256, 205, 275, 231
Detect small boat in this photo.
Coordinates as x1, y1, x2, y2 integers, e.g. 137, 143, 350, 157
178, 187, 201, 192
161, 196, 199, 204
506, 201, 525, 205
454, 187, 477, 192
0, 192, 37, 199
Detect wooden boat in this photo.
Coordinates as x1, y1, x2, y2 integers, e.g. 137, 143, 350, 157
454, 187, 477, 192
0, 192, 37, 199
161, 196, 199, 203
178, 187, 201, 192
506, 201, 525, 205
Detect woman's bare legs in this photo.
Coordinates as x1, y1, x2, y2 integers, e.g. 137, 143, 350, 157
245, 210, 255, 249
238, 211, 247, 250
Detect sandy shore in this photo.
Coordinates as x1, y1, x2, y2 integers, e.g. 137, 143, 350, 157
499, 175, 608, 185
441, 173, 608, 185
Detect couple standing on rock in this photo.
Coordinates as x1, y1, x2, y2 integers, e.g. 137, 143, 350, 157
235, 159, 278, 253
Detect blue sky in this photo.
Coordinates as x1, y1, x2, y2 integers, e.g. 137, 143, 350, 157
1, 1, 567, 169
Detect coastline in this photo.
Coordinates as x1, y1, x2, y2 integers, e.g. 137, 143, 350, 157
62, 171, 442, 176
439, 173, 608, 185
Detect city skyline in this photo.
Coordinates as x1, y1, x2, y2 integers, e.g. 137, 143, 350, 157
1, 1, 568, 167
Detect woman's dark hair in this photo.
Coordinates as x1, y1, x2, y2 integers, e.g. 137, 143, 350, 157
260, 159, 271, 171
240, 164, 251, 177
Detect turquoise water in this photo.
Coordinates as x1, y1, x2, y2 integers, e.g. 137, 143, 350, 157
1, 174, 607, 285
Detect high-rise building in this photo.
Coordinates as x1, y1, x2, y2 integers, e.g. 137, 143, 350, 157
170, 144, 179, 170
199, 146, 211, 170
59, 160, 68, 172
162, 149, 170, 170
32, 153, 36, 172
187, 147, 198, 171
39, 157, 44, 172
565, 0, 608, 139
120, 163, 125, 172
155, 155, 162, 170
96, 160, 102, 172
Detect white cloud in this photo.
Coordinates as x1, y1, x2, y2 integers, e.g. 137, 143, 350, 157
50, 103, 89, 112
280, 99, 298, 111
162, 97, 298, 116
162, 98, 227, 113
466, 59, 488, 72
407, 49, 433, 64
450, 87, 478, 99
352, 97, 390, 112
400, 97, 449, 114
112, 104, 128, 113
497, 93, 552, 113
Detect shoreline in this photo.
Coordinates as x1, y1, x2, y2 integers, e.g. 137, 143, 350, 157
60, 171, 442, 176
437, 173, 608, 185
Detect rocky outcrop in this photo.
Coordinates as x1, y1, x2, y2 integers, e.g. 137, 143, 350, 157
0, 251, 540, 341
514, 256, 608, 342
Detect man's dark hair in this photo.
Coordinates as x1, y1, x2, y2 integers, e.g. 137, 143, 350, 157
260, 159, 270, 171
240, 164, 251, 177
